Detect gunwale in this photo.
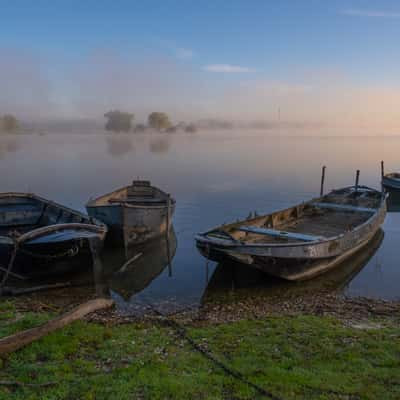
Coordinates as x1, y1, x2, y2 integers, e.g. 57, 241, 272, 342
86, 185, 176, 210
0, 192, 107, 245
195, 186, 387, 255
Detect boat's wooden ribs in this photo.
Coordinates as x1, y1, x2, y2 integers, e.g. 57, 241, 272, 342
238, 226, 324, 242
312, 203, 375, 213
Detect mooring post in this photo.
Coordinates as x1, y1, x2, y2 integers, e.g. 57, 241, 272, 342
320, 165, 326, 197
166, 194, 172, 277
355, 169, 360, 193
381, 161, 385, 193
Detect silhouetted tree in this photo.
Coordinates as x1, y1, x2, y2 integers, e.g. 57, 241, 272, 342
0, 115, 19, 132
148, 112, 171, 131
104, 110, 134, 132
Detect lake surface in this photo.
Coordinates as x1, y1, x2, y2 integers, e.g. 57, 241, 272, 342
1, 131, 399, 312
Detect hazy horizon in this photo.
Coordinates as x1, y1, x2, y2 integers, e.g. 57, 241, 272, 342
1, 1, 400, 135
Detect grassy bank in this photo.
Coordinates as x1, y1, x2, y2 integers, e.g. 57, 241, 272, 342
1, 299, 399, 399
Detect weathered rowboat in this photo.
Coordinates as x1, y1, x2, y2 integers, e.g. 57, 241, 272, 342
0, 193, 107, 281
195, 186, 387, 281
86, 180, 175, 248
382, 173, 400, 190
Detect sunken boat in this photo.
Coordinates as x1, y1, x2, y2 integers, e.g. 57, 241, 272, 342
86, 180, 175, 248
0, 193, 107, 281
195, 186, 387, 281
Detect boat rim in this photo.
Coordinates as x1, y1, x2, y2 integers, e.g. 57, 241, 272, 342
195, 185, 387, 249
0, 192, 108, 244
85, 185, 176, 209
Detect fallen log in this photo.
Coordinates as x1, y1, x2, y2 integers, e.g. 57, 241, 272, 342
0, 298, 114, 356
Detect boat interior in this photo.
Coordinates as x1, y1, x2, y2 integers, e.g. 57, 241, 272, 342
207, 187, 383, 245
385, 173, 400, 180
89, 181, 170, 206
0, 194, 93, 239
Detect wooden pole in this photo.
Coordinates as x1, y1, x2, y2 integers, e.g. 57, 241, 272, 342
0, 298, 114, 356
381, 161, 385, 193
166, 194, 172, 277
355, 170, 360, 193
320, 166, 326, 197
166, 194, 171, 240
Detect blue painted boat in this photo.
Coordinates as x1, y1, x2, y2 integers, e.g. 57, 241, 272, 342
0, 193, 107, 280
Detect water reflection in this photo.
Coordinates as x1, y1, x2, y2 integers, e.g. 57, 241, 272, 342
202, 230, 384, 305
0, 138, 20, 159
149, 136, 170, 153
0, 133, 399, 304
386, 190, 400, 212
105, 135, 134, 157
97, 228, 177, 305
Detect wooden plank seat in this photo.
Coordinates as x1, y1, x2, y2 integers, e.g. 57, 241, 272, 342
312, 202, 375, 213
238, 226, 324, 242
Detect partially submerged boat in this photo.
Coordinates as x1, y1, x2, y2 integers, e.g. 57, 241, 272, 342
196, 186, 387, 281
0, 193, 107, 281
382, 173, 400, 190
86, 180, 175, 248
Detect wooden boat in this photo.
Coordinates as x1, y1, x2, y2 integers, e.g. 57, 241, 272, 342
0, 193, 107, 280
86, 180, 175, 248
195, 186, 387, 281
382, 173, 400, 190
201, 229, 384, 305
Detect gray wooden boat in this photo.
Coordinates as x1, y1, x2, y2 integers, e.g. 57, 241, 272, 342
382, 173, 400, 190
195, 186, 387, 281
0, 193, 107, 281
86, 180, 175, 248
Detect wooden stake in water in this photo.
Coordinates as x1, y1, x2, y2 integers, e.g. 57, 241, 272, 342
355, 170, 360, 193
166, 194, 172, 277
320, 166, 326, 197
381, 161, 385, 193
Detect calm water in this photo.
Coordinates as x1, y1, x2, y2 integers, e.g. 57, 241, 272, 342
1, 132, 399, 312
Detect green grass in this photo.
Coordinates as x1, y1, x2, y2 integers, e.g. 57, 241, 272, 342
0, 302, 399, 399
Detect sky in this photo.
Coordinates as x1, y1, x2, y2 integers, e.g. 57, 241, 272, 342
1, 0, 400, 132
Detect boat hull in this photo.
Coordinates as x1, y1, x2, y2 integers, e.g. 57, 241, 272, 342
0, 239, 94, 278
87, 203, 175, 248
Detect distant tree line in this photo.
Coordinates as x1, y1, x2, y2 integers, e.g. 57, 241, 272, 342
0, 114, 19, 132
104, 110, 197, 133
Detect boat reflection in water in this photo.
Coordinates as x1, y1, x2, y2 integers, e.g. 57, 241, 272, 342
96, 227, 177, 305
386, 190, 400, 212
202, 229, 384, 305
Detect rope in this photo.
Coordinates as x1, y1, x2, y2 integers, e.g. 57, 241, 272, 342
146, 302, 282, 400
19, 244, 80, 260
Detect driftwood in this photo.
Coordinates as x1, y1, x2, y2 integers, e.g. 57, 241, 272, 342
0, 282, 73, 296
0, 298, 114, 356
0, 380, 56, 388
